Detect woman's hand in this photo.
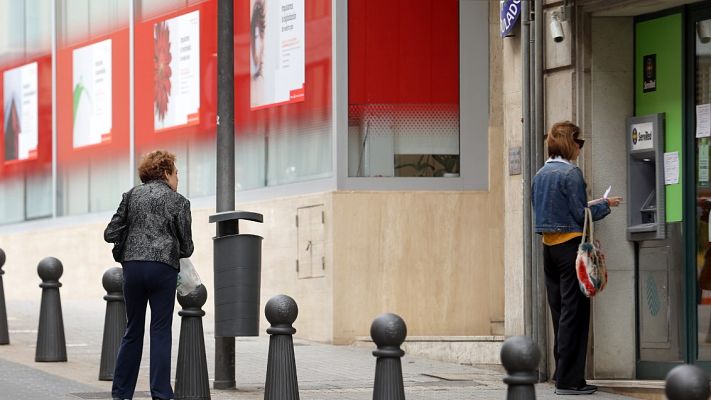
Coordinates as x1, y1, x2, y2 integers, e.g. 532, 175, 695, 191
607, 196, 623, 207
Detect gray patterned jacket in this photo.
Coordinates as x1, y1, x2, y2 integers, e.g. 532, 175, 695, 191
104, 180, 194, 269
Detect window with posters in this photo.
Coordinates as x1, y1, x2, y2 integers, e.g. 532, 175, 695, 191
55, 0, 130, 216
134, 0, 218, 199
236, 0, 332, 189
0, 0, 333, 224
0, 0, 52, 224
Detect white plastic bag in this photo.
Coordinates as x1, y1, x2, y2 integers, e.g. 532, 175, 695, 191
177, 258, 202, 296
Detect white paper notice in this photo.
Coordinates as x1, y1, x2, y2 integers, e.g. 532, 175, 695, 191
3, 62, 38, 161
154, 10, 200, 130
73, 39, 112, 148
664, 151, 679, 185
698, 104, 711, 138
250, 0, 305, 109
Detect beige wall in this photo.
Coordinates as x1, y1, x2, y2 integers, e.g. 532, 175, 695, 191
502, 17, 525, 338
331, 191, 505, 344
0, 184, 505, 345
0, 193, 335, 342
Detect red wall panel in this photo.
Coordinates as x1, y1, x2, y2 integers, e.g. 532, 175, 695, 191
348, 0, 459, 105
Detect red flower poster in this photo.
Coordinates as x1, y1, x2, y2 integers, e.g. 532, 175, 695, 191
153, 10, 200, 131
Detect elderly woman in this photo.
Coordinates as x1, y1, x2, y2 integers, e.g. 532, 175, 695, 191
532, 121, 621, 396
104, 150, 193, 400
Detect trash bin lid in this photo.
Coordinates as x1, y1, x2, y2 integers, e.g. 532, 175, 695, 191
209, 210, 263, 224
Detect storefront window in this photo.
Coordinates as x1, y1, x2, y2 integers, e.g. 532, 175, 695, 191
0, 0, 52, 223
134, 0, 217, 198
695, 17, 711, 360
0, 0, 333, 225
56, 0, 131, 216
347, 0, 459, 178
235, 0, 332, 189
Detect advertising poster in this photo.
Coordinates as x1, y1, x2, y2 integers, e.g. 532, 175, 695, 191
154, 10, 201, 130
250, 0, 305, 110
3, 62, 38, 161
73, 39, 112, 148
643, 54, 656, 93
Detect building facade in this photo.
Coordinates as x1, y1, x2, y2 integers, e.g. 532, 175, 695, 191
0, 0, 506, 365
502, 0, 711, 382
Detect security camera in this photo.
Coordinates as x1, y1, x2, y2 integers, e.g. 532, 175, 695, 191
699, 20, 711, 44
550, 12, 564, 43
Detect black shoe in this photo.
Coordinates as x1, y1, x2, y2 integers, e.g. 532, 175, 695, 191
555, 384, 598, 395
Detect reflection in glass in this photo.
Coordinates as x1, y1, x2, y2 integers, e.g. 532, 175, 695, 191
695, 18, 711, 360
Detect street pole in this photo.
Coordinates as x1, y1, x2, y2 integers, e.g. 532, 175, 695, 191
215, 0, 236, 390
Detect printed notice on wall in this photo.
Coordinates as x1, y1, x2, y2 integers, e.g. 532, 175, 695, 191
154, 10, 200, 131
700, 138, 710, 186
3, 62, 38, 161
664, 151, 679, 185
697, 104, 711, 138
250, 0, 305, 110
73, 39, 112, 148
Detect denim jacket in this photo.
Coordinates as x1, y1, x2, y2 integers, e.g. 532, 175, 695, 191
532, 159, 610, 233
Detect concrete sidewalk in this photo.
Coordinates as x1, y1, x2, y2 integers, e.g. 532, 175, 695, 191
0, 298, 635, 400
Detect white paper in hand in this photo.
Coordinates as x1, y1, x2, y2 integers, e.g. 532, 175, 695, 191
603, 186, 611, 199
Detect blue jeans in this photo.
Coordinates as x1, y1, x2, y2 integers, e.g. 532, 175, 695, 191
112, 261, 178, 400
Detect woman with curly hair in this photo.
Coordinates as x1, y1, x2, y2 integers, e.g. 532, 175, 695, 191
104, 150, 193, 400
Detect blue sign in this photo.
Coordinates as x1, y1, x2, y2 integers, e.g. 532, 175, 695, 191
500, 0, 522, 38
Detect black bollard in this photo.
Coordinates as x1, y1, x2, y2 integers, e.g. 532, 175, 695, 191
99, 267, 126, 381
371, 313, 407, 400
500, 336, 540, 400
264, 294, 299, 400
35, 257, 67, 362
665, 364, 711, 400
0, 248, 8, 345
175, 284, 211, 400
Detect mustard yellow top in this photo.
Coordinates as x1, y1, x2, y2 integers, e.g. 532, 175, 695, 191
542, 232, 582, 246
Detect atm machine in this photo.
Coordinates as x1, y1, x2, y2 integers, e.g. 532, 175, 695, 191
627, 113, 683, 368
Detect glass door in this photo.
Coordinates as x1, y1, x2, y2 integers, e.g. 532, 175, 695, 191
689, 3, 711, 368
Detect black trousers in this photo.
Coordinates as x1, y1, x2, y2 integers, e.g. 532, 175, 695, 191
112, 261, 178, 400
543, 237, 590, 389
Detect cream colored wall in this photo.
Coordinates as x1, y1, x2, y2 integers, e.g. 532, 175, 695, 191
331, 191, 504, 344
502, 21, 525, 337
0, 193, 335, 343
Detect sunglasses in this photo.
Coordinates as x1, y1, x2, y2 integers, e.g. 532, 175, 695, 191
574, 138, 585, 149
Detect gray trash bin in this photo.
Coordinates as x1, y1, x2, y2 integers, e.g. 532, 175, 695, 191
209, 211, 263, 337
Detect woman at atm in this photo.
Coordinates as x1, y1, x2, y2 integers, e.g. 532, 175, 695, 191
532, 121, 621, 395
